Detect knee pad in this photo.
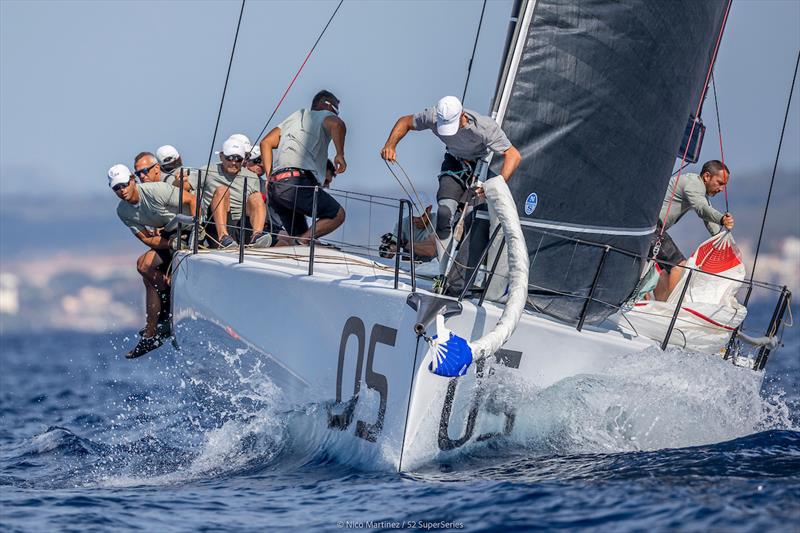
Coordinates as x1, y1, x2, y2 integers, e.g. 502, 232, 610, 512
436, 199, 459, 239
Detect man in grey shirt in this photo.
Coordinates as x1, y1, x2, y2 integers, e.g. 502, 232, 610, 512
380, 96, 521, 269
260, 90, 347, 244
652, 159, 735, 300
201, 138, 271, 249
109, 163, 197, 359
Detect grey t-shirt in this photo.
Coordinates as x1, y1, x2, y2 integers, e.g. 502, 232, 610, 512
412, 108, 511, 160
117, 181, 187, 235
162, 166, 199, 192
200, 163, 260, 221
659, 173, 723, 235
394, 214, 435, 258
273, 108, 336, 182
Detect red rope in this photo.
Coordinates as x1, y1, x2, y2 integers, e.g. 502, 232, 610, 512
659, 0, 733, 238
252, 0, 344, 144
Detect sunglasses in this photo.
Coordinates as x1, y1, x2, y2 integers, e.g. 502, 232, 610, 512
325, 100, 340, 115
224, 154, 244, 163
112, 182, 128, 192
249, 157, 263, 165
134, 163, 158, 178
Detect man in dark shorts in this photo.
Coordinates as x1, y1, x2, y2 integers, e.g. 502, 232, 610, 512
259, 90, 347, 244
109, 164, 197, 359
652, 160, 735, 300
380, 96, 521, 274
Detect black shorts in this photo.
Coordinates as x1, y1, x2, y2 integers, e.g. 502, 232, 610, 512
436, 152, 496, 204
154, 247, 174, 273
269, 173, 342, 236
651, 230, 685, 273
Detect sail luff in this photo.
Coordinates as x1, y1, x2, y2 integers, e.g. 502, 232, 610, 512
482, 0, 731, 324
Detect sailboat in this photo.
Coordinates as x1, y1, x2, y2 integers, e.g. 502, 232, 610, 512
171, 0, 791, 471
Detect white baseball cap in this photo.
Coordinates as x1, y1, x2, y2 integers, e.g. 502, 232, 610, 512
248, 144, 261, 161
221, 138, 246, 158
227, 133, 252, 153
156, 145, 180, 164
435, 96, 463, 136
108, 164, 132, 189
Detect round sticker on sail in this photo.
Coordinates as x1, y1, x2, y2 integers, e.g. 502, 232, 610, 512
524, 192, 538, 215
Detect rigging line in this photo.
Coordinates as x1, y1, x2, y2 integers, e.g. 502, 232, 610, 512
389, 159, 471, 269
207, 0, 343, 222
711, 72, 728, 212
749, 48, 799, 286
253, 0, 345, 145
659, 0, 732, 240
199, 0, 247, 212
461, 0, 488, 104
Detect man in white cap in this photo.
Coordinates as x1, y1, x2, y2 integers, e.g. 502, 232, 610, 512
379, 194, 437, 262
259, 89, 347, 244
201, 137, 271, 248
108, 163, 197, 359
380, 96, 521, 271
155, 145, 197, 192
245, 145, 265, 178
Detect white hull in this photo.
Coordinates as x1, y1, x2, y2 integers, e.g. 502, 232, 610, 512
172, 248, 752, 471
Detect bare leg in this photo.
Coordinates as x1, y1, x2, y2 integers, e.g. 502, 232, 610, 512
211, 187, 231, 239
654, 260, 686, 301
296, 207, 345, 244
667, 260, 687, 295
137, 251, 168, 337
246, 192, 266, 233
143, 278, 161, 337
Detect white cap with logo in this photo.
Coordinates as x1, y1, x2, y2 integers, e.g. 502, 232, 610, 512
156, 145, 180, 164
108, 164, 132, 188
248, 144, 261, 161
227, 133, 252, 153
435, 96, 463, 136
221, 138, 247, 159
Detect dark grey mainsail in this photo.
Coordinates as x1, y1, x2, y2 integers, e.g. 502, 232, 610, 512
488, 0, 730, 324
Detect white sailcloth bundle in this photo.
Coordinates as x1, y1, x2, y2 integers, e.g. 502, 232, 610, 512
619, 232, 748, 353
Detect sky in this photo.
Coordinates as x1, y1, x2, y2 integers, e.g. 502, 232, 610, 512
1, 0, 799, 201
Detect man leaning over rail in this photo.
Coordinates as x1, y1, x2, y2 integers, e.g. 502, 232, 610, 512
108, 164, 197, 359
259, 90, 347, 245
652, 159, 735, 301
380, 96, 521, 272
201, 138, 272, 249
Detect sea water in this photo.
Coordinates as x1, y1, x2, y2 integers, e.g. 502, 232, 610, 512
1, 313, 798, 531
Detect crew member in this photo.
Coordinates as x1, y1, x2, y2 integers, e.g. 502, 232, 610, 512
202, 138, 271, 248
260, 90, 347, 244
133, 152, 162, 184
380, 96, 521, 269
379, 202, 437, 262
108, 163, 197, 359
156, 145, 197, 192
652, 159, 735, 301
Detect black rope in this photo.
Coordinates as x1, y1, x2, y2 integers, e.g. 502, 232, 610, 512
749, 48, 799, 286
198, 0, 247, 212
253, 0, 344, 145
461, 0, 488, 104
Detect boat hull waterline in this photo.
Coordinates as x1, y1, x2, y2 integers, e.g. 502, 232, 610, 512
172, 249, 756, 471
